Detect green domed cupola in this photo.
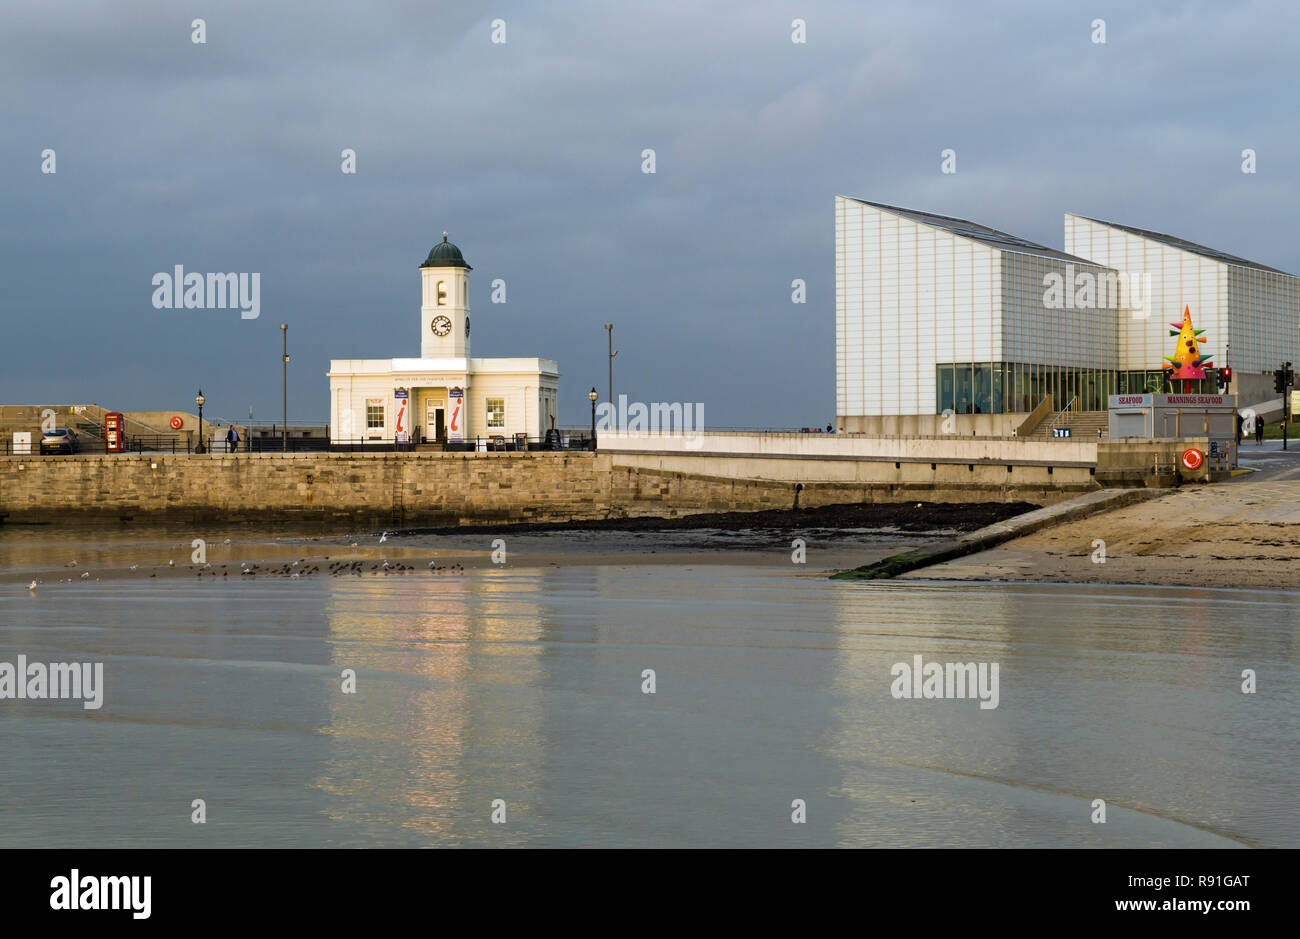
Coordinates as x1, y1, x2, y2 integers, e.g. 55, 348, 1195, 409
420, 233, 472, 270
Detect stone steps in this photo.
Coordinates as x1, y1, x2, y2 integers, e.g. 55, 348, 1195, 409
1044, 410, 1110, 440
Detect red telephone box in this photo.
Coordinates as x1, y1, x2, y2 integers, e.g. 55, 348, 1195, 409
104, 412, 125, 453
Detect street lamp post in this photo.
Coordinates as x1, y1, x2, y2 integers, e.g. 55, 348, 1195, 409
281, 323, 289, 452
604, 324, 616, 425
194, 390, 206, 454
588, 387, 599, 451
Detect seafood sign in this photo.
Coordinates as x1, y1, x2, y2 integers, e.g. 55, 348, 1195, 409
1162, 305, 1213, 379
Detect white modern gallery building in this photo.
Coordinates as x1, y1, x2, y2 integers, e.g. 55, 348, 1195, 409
835, 195, 1300, 431
328, 236, 559, 447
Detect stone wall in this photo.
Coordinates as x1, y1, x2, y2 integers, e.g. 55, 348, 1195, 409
0, 449, 1096, 525
1096, 436, 1215, 486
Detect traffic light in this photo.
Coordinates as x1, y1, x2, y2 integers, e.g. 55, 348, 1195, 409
1287, 362, 1295, 388
1221, 366, 1232, 390
1275, 368, 1287, 394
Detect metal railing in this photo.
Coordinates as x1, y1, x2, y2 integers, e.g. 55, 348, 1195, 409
323, 434, 595, 453
0, 434, 598, 456
1044, 396, 1078, 436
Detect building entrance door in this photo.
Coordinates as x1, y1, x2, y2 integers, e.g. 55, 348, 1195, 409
427, 404, 446, 443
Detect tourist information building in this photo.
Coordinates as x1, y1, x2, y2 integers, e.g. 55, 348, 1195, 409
328, 236, 559, 446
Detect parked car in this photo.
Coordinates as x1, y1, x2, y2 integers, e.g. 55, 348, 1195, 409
39, 428, 78, 454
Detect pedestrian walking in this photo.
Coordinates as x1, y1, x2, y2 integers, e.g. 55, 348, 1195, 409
227, 425, 240, 453
1255, 414, 1264, 445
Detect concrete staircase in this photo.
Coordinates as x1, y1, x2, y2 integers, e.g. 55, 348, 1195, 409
1043, 408, 1110, 440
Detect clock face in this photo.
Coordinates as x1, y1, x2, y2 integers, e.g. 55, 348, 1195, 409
465, 315, 470, 337
431, 315, 452, 337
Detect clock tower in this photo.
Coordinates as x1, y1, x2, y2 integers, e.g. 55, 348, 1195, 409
420, 233, 471, 358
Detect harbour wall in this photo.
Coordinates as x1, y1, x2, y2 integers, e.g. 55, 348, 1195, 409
0, 446, 1101, 525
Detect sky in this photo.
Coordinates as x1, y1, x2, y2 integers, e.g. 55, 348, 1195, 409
2, 0, 1297, 428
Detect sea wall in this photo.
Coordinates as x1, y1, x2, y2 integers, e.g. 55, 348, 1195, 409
0, 449, 1098, 525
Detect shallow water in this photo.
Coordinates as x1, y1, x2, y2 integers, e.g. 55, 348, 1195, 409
0, 525, 1295, 847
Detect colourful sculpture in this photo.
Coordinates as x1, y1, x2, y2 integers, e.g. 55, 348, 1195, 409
1162, 305, 1212, 388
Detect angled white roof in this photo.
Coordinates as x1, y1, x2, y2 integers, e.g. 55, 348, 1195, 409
1070, 214, 1293, 276
843, 196, 1098, 265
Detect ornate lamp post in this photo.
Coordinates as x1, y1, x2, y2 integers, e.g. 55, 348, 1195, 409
194, 390, 206, 454
588, 387, 599, 451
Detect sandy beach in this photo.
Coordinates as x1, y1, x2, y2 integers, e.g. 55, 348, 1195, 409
0, 524, 927, 587
908, 448, 1300, 588
0, 500, 1037, 588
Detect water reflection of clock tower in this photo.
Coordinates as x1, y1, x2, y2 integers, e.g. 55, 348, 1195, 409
420, 233, 471, 358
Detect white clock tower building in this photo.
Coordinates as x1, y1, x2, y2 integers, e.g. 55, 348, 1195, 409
328, 232, 559, 448
420, 233, 471, 359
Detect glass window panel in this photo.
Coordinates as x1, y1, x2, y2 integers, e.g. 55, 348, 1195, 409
955, 365, 973, 414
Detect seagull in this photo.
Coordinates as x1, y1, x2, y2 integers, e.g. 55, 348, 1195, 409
80, 572, 90, 579
129, 564, 138, 571
292, 560, 299, 567
168, 560, 175, 567
27, 580, 37, 591
224, 538, 232, 544
379, 532, 389, 543
350, 542, 358, 547
241, 562, 248, 568
428, 561, 436, 569
291, 572, 300, 580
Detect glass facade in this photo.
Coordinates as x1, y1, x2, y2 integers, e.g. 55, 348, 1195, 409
936, 363, 1219, 413
838, 200, 1299, 421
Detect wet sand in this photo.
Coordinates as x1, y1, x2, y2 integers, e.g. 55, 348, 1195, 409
1, 526, 918, 587
391, 500, 1042, 536
907, 470, 1300, 588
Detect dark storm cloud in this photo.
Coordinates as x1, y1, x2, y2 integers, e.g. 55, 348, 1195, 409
1, 0, 1297, 426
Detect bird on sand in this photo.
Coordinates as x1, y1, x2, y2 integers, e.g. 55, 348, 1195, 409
28, 580, 38, 591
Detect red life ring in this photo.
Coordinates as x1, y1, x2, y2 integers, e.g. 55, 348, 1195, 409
1181, 448, 1204, 470
169, 415, 184, 430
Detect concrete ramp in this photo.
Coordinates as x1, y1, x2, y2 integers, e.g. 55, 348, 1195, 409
829, 487, 1167, 580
